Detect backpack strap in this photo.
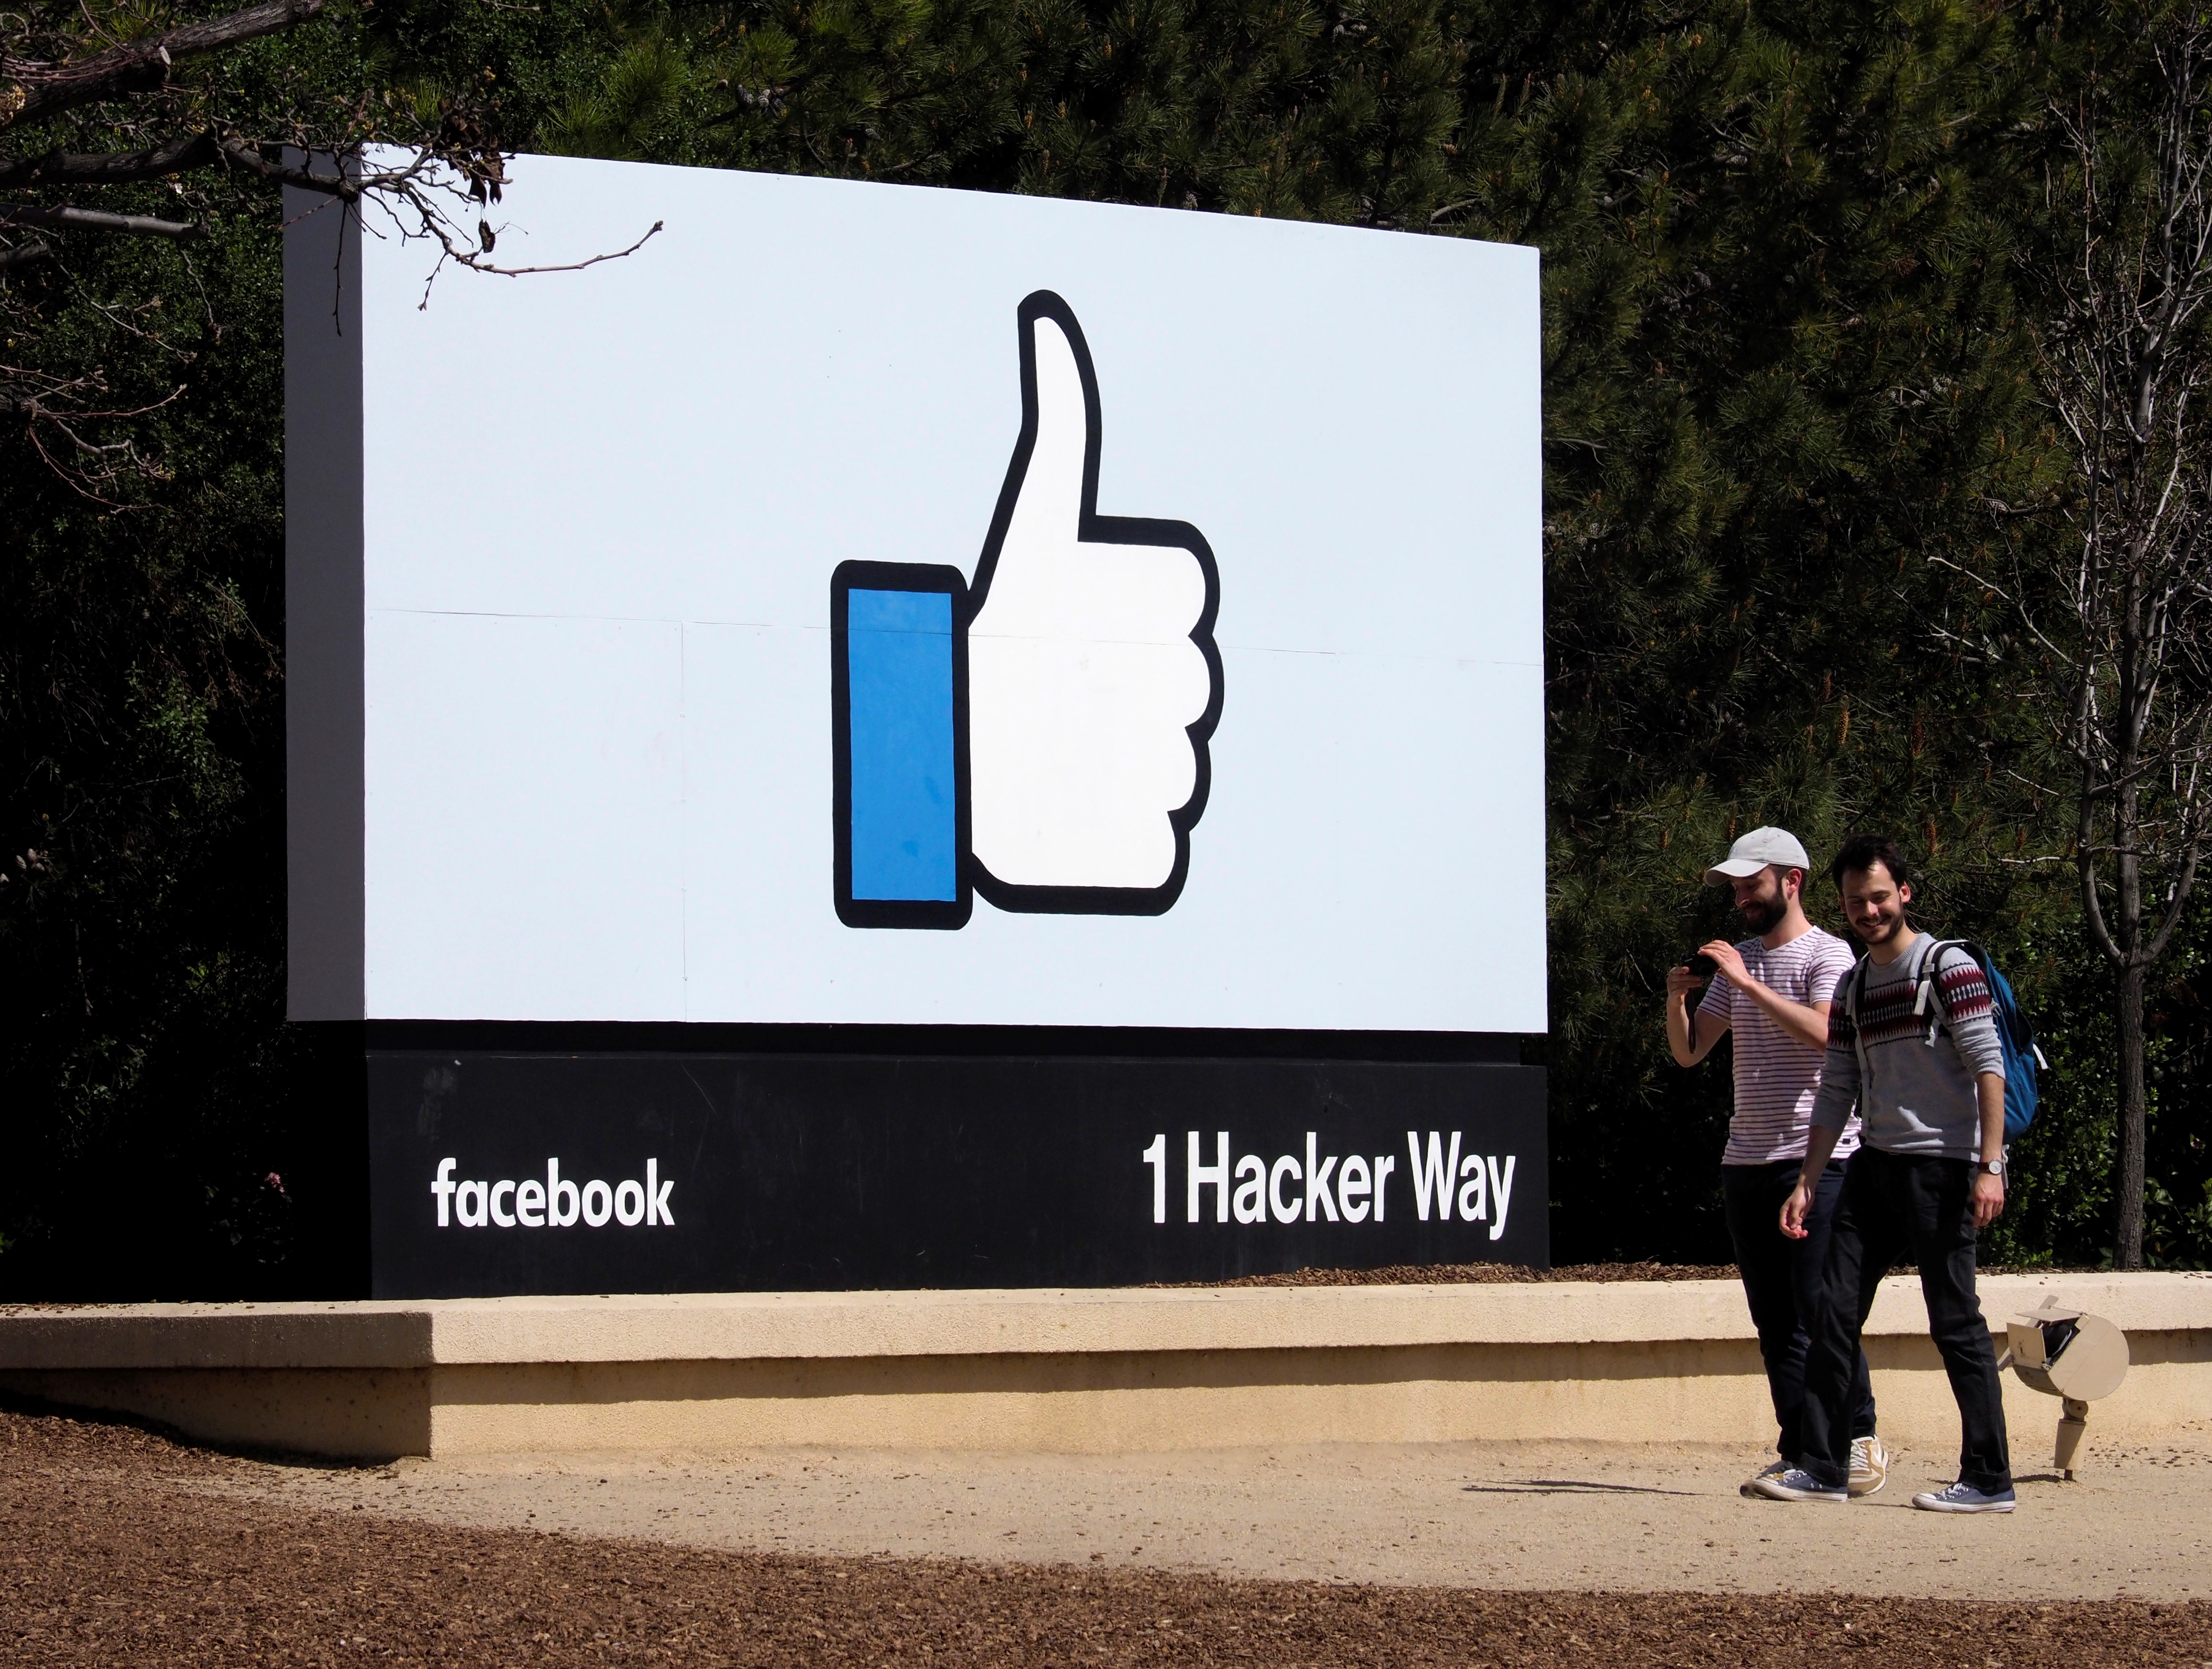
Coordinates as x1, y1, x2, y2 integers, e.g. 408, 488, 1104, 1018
1845, 954, 1874, 1096
1912, 937, 1958, 1048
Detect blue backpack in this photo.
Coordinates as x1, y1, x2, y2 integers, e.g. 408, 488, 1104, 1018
1844, 938, 2046, 1142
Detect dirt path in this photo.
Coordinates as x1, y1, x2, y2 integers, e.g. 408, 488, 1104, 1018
238, 1428, 2212, 1601
8, 1404, 2212, 1666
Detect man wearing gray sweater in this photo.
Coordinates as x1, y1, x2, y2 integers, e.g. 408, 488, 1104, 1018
1752, 834, 2016, 1513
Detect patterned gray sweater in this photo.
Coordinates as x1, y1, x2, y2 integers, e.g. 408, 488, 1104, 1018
1809, 935, 2007, 1160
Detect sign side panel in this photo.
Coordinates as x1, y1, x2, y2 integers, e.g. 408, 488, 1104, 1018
285, 183, 365, 1019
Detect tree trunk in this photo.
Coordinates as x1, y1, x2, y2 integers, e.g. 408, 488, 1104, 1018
2114, 958, 2149, 1268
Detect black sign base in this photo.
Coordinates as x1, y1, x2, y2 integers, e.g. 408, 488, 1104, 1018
357, 1025, 1546, 1298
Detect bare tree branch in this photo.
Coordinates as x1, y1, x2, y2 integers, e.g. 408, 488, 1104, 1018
0, 203, 203, 236
399, 213, 664, 307
215, 136, 360, 199
2014, 22, 2212, 1265
0, 0, 324, 130
0, 3, 649, 496
0, 132, 220, 191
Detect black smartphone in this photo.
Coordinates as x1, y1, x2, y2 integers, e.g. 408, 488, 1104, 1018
1684, 952, 1718, 979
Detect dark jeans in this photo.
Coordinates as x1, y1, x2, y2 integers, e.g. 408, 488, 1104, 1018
1723, 1158, 1875, 1460
1798, 1146, 2012, 1494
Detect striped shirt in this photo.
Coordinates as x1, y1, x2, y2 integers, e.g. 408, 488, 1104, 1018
1698, 926, 1861, 1165
1810, 935, 2007, 1159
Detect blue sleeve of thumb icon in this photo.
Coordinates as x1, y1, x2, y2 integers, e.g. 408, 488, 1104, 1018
845, 587, 959, 903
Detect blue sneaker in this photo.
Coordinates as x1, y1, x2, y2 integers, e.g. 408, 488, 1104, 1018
1911, 1481, 2016, 1513
1740, 1458, 1792, 1498
1749, 1467, 1847, 1503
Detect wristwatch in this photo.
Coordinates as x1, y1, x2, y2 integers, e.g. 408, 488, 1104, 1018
1979, 1159, 2005, 1177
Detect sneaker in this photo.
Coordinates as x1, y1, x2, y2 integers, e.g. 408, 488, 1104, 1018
1741, 1458, 1792, 1498
1749, 1467, 1848, 1503
1910, 1480, 2016, 1513
1848, 1435, 1890, 1498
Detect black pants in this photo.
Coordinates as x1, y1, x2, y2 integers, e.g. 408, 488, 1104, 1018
1798, 1146, 2011, 1493
1723, 1158, 1875, 1460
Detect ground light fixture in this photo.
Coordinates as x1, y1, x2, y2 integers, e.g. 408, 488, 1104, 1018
2000, 1296, 2130, 1480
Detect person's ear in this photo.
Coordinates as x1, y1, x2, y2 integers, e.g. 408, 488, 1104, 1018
1898, 880, 1913, 906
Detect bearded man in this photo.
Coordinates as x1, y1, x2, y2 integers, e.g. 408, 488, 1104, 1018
1758, 835, 2015, 1513
1666, 826, 1885, 1497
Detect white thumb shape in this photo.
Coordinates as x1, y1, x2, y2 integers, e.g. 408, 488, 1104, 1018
965, 292, 1221, 911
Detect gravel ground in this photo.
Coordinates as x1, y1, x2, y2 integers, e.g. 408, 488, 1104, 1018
261, 1434, 2212, 1600
8, 1404, 2212, 1667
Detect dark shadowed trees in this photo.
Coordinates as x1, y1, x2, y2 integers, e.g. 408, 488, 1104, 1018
1963, 11, 2212, 1267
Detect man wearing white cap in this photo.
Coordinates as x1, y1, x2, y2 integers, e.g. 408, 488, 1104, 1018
1666, 826, 1886, 1497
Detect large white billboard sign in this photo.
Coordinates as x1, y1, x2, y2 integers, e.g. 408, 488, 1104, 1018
287, 155, 1544, 1031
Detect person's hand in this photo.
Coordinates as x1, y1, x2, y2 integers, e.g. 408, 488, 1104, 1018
1700, 939, 1752, 990
1971, 1170, 2005, 1229
1665, 962, 1703, 1007
1780, 1179, 1814, 1239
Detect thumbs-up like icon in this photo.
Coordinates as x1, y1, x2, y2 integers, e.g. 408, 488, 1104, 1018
832, 291, 1224, 928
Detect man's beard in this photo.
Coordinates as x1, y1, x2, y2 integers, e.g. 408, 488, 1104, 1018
1857, 910, 1906, 947
1738, 893, 1787, 935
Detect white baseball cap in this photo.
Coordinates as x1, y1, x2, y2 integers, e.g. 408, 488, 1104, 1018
1705, 826, 1812, 885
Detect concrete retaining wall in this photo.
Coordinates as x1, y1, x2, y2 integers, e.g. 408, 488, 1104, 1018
4, 1272, 2206, 1461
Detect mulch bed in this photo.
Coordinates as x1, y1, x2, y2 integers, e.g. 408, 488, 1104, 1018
6, 1404, 2208, 1667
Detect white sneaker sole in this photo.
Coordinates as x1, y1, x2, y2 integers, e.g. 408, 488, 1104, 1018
1741, 1470, 1790, 1498
1910, 1495, 2014, 1513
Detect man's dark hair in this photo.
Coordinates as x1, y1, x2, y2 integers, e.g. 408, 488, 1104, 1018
1830, 834, 1913, 892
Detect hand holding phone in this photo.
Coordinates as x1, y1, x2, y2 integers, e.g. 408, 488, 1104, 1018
1665, 955, 1710, 1011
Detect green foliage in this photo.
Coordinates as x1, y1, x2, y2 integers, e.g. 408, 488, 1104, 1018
1989, 895, 2212, 1269
1, 209, 298, 1293
3, 0, 2208, 1292
1526, 0, 2075, 1258
514, 0, 1470, 223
